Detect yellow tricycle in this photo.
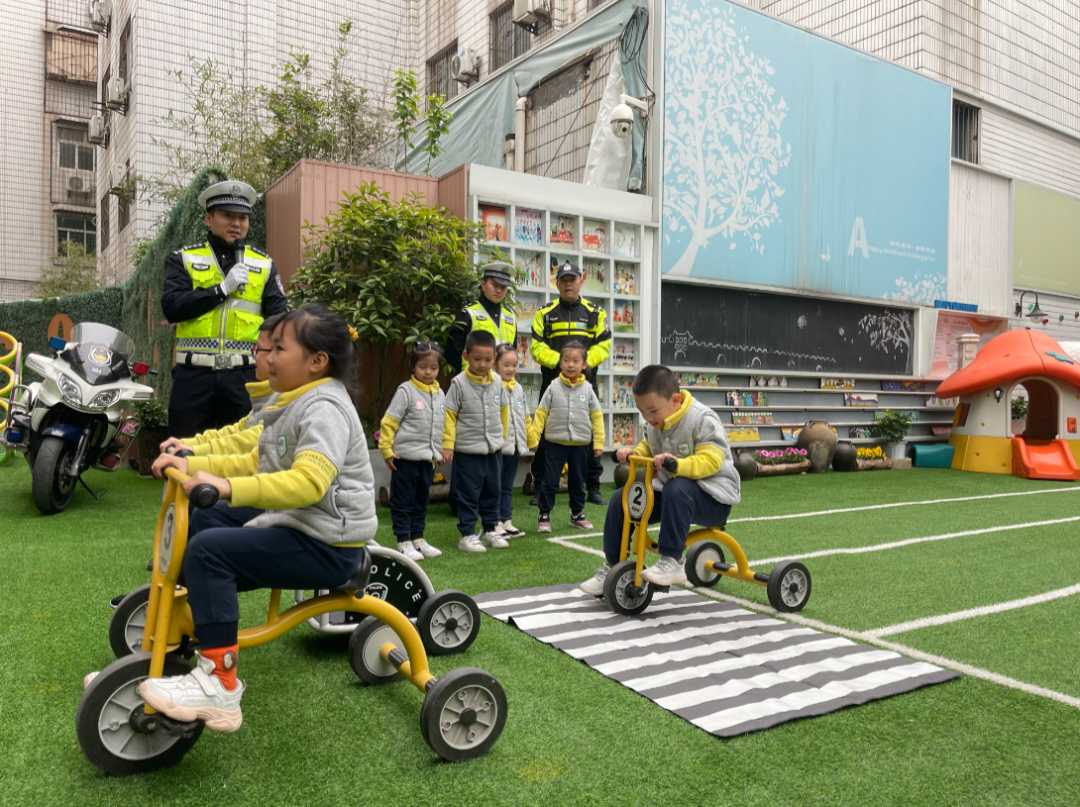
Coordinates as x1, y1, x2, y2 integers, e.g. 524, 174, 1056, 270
77, 459, 506, 776
603, 455, 812, 616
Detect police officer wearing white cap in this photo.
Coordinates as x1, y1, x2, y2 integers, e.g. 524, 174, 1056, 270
161, 180, 288, 438
444, 262, 518, 374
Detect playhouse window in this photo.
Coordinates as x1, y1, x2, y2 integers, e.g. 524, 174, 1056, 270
954, 403, 970, 428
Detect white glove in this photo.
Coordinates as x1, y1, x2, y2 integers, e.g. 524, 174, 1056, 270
219, 263, 249, 296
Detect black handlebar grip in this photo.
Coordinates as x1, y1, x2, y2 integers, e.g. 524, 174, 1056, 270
189, 483, 220, 509
662, 457, 678, 473
175, 449, 195, 459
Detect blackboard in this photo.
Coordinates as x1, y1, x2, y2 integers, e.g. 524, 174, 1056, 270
660, 283, 914, 375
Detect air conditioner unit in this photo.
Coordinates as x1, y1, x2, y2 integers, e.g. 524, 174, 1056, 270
451, 48, 479, 83
88, 113, 107, 144
105, 77, 128, 111
89, 0, 111, 33
513, 0, 550, 27
110, 163, 127, 192
68, 177, 85, 191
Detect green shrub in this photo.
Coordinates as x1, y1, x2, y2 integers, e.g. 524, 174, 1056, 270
875, 409, 915, 443
1011, 397, 1028, 420
0, 286, 124, 356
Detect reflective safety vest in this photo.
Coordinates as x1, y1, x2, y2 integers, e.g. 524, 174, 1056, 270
465, 301, 517, 347
175, 243, 272, 355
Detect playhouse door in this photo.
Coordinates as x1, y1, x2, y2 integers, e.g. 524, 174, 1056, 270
1024, 380, 1059, 440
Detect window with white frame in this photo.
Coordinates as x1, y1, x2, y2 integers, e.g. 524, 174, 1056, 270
58, 126, 94, 172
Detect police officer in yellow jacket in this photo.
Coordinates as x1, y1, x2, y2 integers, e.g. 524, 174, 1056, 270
445, 262, 517, 373
162, 181, 288, 438
529, 260, 612, 506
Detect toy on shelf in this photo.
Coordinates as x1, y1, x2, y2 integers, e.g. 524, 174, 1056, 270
936, 329, 1080, 480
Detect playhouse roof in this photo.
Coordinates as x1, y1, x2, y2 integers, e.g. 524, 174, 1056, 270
936, 330, 1080, 398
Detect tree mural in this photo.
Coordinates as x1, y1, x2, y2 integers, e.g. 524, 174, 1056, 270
663, 2, 791, 276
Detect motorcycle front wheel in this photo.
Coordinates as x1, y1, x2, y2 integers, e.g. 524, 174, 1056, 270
32, 436, 78, 515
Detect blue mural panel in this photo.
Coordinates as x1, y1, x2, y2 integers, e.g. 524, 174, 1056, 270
662, 0, 951, 305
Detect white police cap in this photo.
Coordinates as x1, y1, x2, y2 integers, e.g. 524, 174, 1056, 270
198, 180, 257, 213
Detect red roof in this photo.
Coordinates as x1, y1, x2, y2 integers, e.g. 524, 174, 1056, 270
936, 330, 1080, 398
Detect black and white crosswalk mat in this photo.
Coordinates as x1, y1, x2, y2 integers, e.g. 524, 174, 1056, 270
473, 584, 959, 737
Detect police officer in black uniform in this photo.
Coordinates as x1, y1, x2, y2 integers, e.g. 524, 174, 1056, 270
162, 181, 288, 438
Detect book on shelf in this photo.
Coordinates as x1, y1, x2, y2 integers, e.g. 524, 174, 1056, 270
613, 224, 636, 257
480, 205, 507, 242
613, 300, 637, 333
613, 263, 637, 296
726, 391, 767, 406
821, 378, 857, 390
516, 335, 540, 370
727, 427, 760, 443
844, 393, 878, 407
677, 372, 719, 388
931, 426, 952, 435
848, 426, 878, 438
732, 411, 773, 425
514, 252, 545, 287
612, 376, 634, 410
550, 214, 575, 246
883, 380, 928, 392
612, 340, 636, 371
612, 414, 637, 446
749, 375, 788, 387
518, 375, 541, 410
926, 395, 959, 408
583, 258, 606, 293
514, 208, 543, 245
582, 219, 606, 253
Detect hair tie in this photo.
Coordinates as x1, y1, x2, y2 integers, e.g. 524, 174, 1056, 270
348, 324, 359, 342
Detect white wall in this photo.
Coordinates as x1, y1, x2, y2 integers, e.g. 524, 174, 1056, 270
947, 161, 1011, 318
1011, 290, 1080, 345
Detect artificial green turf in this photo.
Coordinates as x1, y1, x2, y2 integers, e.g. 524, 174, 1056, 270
3, 461, 1080, 806
892, 595, 1080, 700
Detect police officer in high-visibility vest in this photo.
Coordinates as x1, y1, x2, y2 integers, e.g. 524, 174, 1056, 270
529, 260, 612, 507
445, 262, 517, 374
162, 180, 288, 438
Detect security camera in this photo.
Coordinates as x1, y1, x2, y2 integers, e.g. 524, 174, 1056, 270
611, 95, 650, 139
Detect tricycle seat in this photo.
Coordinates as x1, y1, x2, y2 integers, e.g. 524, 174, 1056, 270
330, 547, 371, 593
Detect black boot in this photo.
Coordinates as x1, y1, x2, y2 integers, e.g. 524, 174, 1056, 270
586, 489, 607, 506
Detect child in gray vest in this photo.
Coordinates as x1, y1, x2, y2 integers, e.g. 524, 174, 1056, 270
580, 365, 741, 595
442, 330, 510, 553
379, 341, 447, 561
494, 343, 531, 539
527, 341, 605, 533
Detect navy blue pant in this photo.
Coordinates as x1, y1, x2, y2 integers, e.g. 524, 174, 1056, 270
389, 458, 435, 541
183, 501, 363, 648
453, 452, 502, 537
499, 450, 518, 522
538, 442, 588, 516
602, 477, 732, 564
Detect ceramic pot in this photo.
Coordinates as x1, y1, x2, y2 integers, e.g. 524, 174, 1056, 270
885, 441, 908, 461
797, 420, 837, 474
734, 451, 757, 481
755, 460, 811, 477
1011, 419, 1026, 436
832, 441, 858, 473
614, 464, 630, 489
136, 426, 170, 477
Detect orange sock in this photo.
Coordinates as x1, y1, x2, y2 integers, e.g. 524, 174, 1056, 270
201, 645, 239, 691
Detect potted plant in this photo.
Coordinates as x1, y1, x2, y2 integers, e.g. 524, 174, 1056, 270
753, 447, 811, 476
130, 397, 169, 477
856, 445, 891, 471
288, 183, 485, 478
875, 409, 914, 460
1011, 396, 1028, 435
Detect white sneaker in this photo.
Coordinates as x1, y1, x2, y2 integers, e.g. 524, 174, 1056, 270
580, 564, 612, 596
457, 534, 487, 554
413, 539, 442, 558
138, 653, 245, 732
397, 541, 424, 562
641, 555, 687, 586
83, 670, 100, 689
501, 520, 526, 539
481, 531, 509, 549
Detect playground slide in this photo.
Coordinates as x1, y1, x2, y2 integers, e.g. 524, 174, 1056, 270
1011, 438, 1080, 482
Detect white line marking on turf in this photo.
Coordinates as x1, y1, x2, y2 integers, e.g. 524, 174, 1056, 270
747, 516, 1080, 567
546, 486, 1080, 543
865, 584, 1080, 638
546, 536, 1080, 712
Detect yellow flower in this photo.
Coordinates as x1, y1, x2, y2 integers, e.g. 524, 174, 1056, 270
347, 324, 359, 342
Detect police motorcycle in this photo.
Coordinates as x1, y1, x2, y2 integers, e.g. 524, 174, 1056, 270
1, 324, 155, 515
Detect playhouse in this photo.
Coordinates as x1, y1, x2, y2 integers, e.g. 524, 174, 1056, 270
935, 330, 1080, 481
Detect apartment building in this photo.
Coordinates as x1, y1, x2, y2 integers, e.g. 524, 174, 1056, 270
1, 1, 99, 302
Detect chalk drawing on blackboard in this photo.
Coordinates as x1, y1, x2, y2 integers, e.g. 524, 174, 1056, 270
857, 311, 911, 356
662, 330, 838, 366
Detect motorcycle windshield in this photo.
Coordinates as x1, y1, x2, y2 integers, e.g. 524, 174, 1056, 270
63, 323, 136, 386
